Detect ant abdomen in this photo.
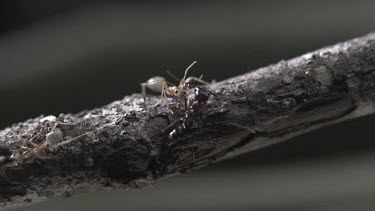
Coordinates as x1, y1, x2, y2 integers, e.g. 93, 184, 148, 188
45, 128, 64, 146
143, 76, 166, 93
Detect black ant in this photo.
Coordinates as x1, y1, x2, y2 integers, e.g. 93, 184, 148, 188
152, 86, 213, 140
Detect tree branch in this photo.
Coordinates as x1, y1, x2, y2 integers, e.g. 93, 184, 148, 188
1, 32, 375, 209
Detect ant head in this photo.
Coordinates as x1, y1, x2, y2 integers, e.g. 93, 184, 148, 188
171, 87, 183, 97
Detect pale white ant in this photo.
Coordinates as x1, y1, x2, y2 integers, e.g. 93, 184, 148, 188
140, 61, 209, 107
10, 121, 107, 166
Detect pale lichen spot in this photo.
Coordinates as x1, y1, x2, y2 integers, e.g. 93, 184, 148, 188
39, 115, 56, 123
314, 66, 333, 87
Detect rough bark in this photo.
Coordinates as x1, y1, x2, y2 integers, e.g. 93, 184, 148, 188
1, 32, 375, 209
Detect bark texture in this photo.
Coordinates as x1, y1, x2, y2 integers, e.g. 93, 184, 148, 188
1, 32, 375, 209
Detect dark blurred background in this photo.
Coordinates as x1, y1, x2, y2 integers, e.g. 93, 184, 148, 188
1, 0, 375, 210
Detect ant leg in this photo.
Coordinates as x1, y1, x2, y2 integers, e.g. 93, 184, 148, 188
52, 120, 85, 131
181, 61, 198, 81
151, 91, 164, 107
184, 95, 189, 111
51, 124, 112, 149
185, 77, 210, 85
22, 129, 43, 148
141, 83, 147, 105
28, 141, 40, 148
166, 70, 181, 82
152, 82, 167, 107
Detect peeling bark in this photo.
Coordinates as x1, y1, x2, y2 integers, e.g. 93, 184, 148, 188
1, 32, 375, 209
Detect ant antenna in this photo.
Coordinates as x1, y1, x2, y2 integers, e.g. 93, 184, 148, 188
182, 61, 197, 81
166, 70, 181, 82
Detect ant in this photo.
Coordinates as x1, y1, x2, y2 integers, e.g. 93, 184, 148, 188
140, 61, 209, 107
152, 86, 212, 140
0, 122, 65, 167
0, 121, 109, 167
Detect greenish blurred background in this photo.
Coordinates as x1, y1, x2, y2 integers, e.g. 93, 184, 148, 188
1, 0, 375, 210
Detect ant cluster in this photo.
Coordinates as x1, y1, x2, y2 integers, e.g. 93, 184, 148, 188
0, 61, 212, 167
143, 61, 213, 140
